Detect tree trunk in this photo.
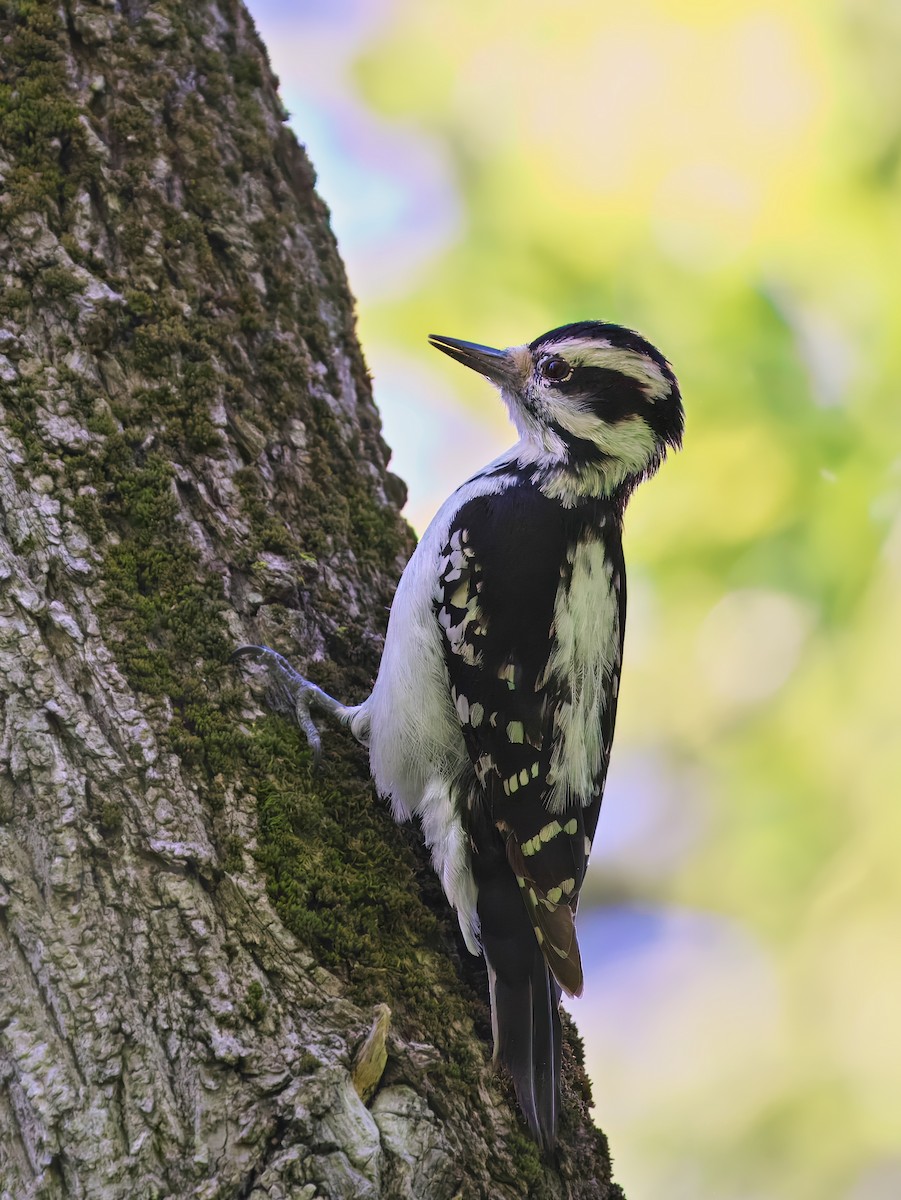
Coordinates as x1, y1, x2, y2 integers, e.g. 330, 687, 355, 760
0, 2, 621, 1196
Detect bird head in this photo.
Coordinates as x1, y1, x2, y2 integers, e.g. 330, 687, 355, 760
429, 321, 683, 500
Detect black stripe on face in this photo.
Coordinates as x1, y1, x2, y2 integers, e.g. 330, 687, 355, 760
554, 366, 650, 422
546, 421, 612, 467
551, 365, 682, 450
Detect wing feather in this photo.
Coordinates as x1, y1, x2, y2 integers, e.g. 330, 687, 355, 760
436, 486, 624, 995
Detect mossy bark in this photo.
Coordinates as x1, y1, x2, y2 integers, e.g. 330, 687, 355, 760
0, 2, 622, 1196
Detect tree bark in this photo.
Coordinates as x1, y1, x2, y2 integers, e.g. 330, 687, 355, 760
0, 2, 622, 1196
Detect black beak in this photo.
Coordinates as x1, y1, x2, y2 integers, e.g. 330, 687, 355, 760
428, 334, 516, 388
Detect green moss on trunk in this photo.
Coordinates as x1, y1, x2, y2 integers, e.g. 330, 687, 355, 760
0, 0, 619, 1191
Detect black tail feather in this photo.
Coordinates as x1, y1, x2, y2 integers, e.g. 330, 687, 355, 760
478, 853, 563, 1150
493, 957, 562, 1151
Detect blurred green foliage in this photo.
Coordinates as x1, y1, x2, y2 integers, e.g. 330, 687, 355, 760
343, 2, 901, 1197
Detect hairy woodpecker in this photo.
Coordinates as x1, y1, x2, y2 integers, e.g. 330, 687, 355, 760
235, 321, 683, 1150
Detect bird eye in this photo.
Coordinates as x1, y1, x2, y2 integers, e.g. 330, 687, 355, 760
541, 357, 572, 383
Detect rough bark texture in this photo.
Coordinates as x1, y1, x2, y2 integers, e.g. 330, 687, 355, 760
0, 2, 622, 1197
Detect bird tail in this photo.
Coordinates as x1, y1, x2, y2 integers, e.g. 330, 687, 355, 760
479, 865, 562, 1151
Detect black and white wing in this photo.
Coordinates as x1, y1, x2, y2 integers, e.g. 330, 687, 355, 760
435, 483, 625, 1148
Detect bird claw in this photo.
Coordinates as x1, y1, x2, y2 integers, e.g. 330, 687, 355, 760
231, 644, 325, 767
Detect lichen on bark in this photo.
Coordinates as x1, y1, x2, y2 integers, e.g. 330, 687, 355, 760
0, 1, 622, 1196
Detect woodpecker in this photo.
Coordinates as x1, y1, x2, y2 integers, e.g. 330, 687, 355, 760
235, 321, 683, 1150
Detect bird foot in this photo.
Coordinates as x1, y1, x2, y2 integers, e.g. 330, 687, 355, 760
231, 644, 345, 767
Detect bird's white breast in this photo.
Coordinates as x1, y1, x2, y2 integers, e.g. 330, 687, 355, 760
364, 458, 517, 813
360, 457, 518, 953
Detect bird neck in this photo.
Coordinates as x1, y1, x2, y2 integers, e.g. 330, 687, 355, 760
505, 436, 646, 511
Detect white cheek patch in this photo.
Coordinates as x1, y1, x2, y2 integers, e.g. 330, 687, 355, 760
542, 399, 599, 443
542, 395, 658, 473
592, 413, 658, 470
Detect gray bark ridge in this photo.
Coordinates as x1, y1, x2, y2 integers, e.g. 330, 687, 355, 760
0, 1, 620, 1197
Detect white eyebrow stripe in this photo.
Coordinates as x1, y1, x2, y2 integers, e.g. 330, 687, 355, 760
549, 336, 612, 356
547, 338, 673, 401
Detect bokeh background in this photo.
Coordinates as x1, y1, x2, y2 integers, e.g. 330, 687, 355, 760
244, 2, 901, 1196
